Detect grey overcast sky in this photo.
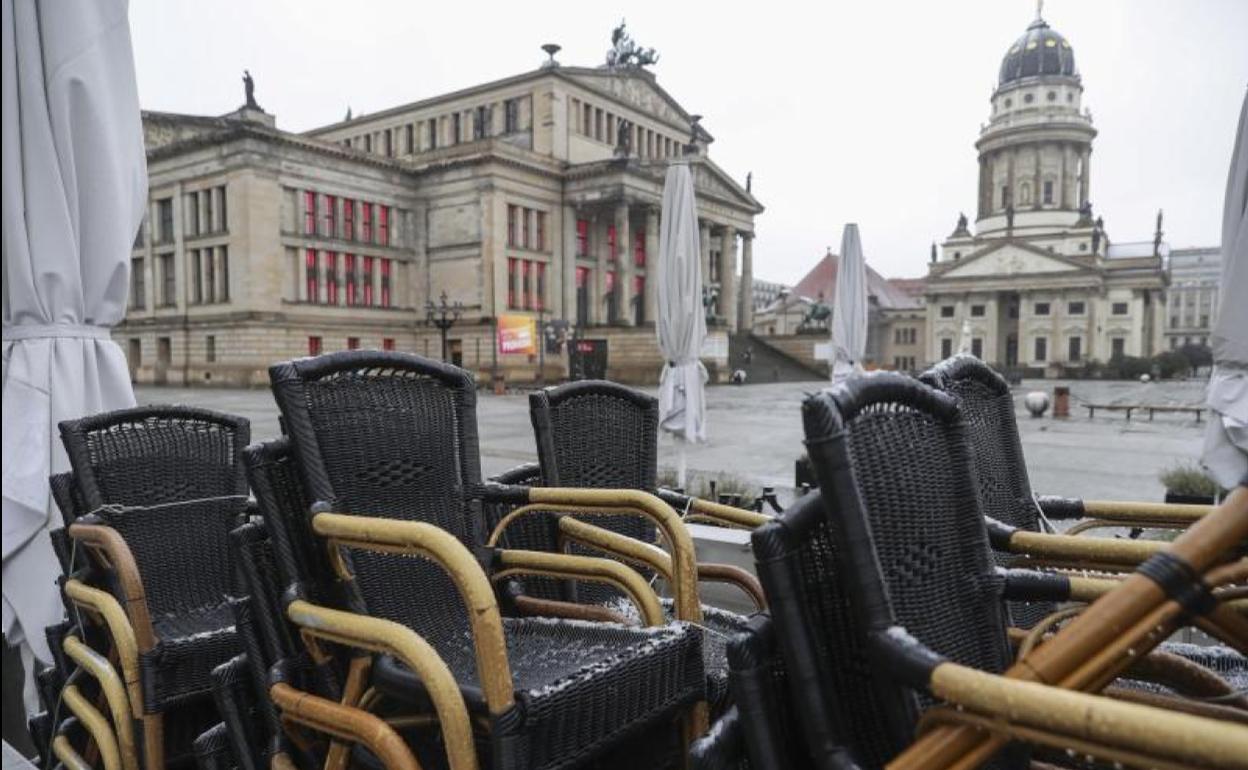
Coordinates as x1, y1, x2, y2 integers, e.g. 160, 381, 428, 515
129, 0, 1248, 284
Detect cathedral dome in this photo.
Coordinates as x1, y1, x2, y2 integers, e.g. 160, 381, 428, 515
998, 17, 1077, 86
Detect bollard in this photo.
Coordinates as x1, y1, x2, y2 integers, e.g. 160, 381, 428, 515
1053, 386, 1070, 418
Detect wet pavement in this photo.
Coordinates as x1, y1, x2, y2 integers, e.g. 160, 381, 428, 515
137, 376, 1209, 506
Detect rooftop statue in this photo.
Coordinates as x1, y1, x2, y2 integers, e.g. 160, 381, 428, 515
242, 70, 260, 110
606, 20, 659, 69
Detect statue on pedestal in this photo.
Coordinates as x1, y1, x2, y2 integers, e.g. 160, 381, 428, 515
242, 70, 260, 110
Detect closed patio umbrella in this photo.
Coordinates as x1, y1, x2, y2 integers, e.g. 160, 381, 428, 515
1202, 90, 1248, 488
958, 317, 974, 356
2, 0, 146, 713
830, 223, 867, 384
656, 162, 707, 487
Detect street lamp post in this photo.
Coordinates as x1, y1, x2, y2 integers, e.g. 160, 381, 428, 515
425, 290, 463, 363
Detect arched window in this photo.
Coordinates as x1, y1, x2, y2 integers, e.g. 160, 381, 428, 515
1042, 176, 1056, 205
1019, 181, 1032, 206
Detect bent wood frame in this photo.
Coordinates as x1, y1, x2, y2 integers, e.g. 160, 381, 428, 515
270, 682, 424, 770
888, 485, 1248, 770
60, 685, 122, 770
63, 636, 137, 770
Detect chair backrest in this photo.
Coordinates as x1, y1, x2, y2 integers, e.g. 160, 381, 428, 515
484, 463, 564, 603
268, 351, 483, 643
726, 613, 815, 770
242, 438, 325, 607
919, 356, 1054, 628
801, 374, 1018, 765
57, 406, 250, 618
49, 472, 85, 525
529, 380, 659, 604
753, 488, 894, 768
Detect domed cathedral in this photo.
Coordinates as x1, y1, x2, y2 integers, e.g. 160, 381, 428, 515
925, 6, 1168, 376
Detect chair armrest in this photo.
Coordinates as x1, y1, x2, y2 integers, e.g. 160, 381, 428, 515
62, 579, 143, 717
60, 684, 123, 770
510, 595, 629, 624
485, 487, 704, 624
284, 598, 477, 770
695, 564, 766, 611
66, 521, 157, 651
657, 489, 772, 530
874, 626, 1248, 770
63, 636, 138, 770
1038, 495, 1211, 525
309, 511, 513, 717
491, 548, 665, 626
984, 518, 1163, 568
269, 682, 428, 770
999, 568, 1121, 603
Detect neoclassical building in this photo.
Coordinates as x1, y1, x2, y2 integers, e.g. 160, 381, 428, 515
118, 40, 763, 386
925, 11, 1169, 374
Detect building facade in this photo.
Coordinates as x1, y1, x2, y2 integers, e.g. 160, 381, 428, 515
1164, 247, 1221, 350
118, 50, 763, 386
924, 11, 1169, 375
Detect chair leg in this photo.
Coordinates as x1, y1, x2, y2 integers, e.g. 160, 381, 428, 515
141, 713, 163, 770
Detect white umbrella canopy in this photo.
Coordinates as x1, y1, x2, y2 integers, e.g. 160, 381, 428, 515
2, 0, 146, 700
655, 163, 707, 485
1202, 89, 1248, 488
830, 223, 867, 384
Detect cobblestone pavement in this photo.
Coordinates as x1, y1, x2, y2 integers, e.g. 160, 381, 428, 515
137, 376, 1209, 505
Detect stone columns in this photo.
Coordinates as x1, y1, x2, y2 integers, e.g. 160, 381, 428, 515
699, 220, 711, 288
561, 206, 578, 321
644, 206, 659, 325
595, 215, 608, 323
1079, 147, 1091, 205
1032, 145, 1042, 209
1006, 150, 1016, 213
615, 201, 634, 326
721, 227, 738, 332
738, 233, 754, 332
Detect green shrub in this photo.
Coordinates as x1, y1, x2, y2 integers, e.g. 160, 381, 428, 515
1158, 462, 1220, 498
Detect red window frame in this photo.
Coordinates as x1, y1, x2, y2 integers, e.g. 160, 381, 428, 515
344, 254, 356, 306
362, 256, 374, 305
347, 337, 360, 350
382, 337, 395, 351
305, 248, 318, 303
607, 225, 617, 262
507, 258, 518, 309
324, 195, 337, 238
535, 212, 545, 251
325, 251, 338, 305
378, 206, 390, 246
633, 275, 645, 299
605, 270, 616, 291
575, 266, 589, 288
304, 191, 317, 235
535, 262, 546, 310
308, 336, 322, 356
343, 199, 355, 240
380, 259, 391, 308
576, 220, 589, 258
521, 260, 532, 310
634, 231, 646, 266
362, 202, 374, 243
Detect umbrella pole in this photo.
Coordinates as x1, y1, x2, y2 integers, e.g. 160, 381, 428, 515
677, 443, 688, 490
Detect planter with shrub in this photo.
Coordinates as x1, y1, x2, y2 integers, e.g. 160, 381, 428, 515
1158, 462, 1221, 505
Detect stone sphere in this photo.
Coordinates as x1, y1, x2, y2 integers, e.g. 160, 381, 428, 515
1024, 391, 1050, 417
1139, 374, 1151, 383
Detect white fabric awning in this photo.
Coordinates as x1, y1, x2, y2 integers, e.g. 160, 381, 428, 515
830, 223, 867, 384
2, 0, 146, 676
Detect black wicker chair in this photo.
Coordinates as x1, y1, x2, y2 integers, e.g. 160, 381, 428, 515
57, 405, 251, 770
269, 351, 707, 770
527, 380, 767, 714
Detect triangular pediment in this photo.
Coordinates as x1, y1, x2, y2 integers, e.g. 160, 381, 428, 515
689, 159, 763, 213
560, 68, 694, 133
942, 241, 1094, 278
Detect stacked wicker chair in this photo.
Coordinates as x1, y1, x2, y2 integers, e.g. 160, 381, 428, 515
33, 406, 254, 770
757, 373, 1248, 769
267, 351, 709, 770
523, 380, 769, 714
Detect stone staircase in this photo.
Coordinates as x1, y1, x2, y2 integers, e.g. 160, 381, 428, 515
727, 332, 827, 383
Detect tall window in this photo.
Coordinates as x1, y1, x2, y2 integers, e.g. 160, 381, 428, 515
940, 338, 953, 359
504, 98, 519, 133
362, 257, 374, 305
305, 249, 318, 303
361, 202, 373, 243
507, 205, 518, 247
326, 252, 339, 305
428, 120, 438, 149
1043, 180, 1054, 205
186, 193, 200, 236
343, 199, 355, 241
158, 198, 174, 244
576, 220, 589, 257
521, 260, 532, 310
160, 253, 176, 306
344, 254, 356, 306
380, 259, 391, 308
130, 257, 145, 309
535, 262, 546, 311
507, 258, 518, 308
607, 225, 617, 262
634, 276, 645, 325
634, 231, 646, 266
304, 191, 317, 234
324, 195, 337, 237
383, 130, 392, 157
1068, 336, 1082, 362
219, 247, 229, 301
474, 106, 489, 140
191, 250, 203, 304
308, 336, 322, 356
452, 113, 462, 144
378, 206, 390, 246
405, 124, 414, 153
605, 270, 618, 323
535, 212, 546, 252
218, 186, 227, 230
205, 248, 216, 303
1111, 337, 1126, 358
575, 267, 590, 325
1034, 336, 1048, 362
205, 335, 216, 363
971, 338, 983, 359
522, 209, 531, 249
364, 134, 372, 153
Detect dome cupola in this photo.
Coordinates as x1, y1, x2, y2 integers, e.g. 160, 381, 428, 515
998, 16, 1077, 86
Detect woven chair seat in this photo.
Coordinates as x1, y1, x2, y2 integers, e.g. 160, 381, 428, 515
373, 616, 703, 770
141, 600, 240, 711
